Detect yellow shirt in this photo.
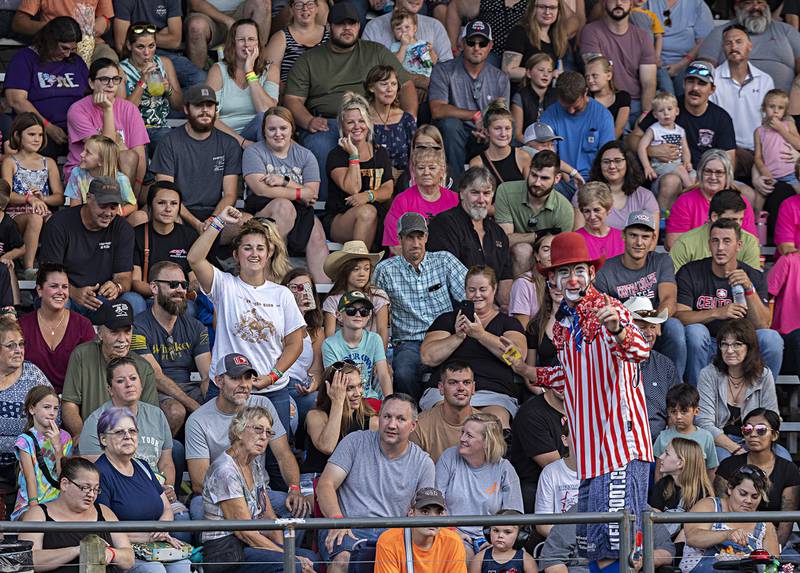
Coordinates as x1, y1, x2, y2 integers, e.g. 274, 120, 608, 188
374, 527, 467, 573
632, 6, 665, 35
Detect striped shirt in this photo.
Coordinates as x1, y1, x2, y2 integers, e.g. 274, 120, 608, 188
374, 251, 467, 342
537, 286, 654, 480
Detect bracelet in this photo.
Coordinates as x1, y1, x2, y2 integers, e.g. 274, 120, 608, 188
288, 485, 301, 493
295, 187, 302, 201
608, 324, 625, 336
743, 287, 756, 296
348, 159, 360, 166
209, 216, 225, 233
569, 169, 578, 177
135, 178, 143, 185
115, 282, 123, 294
367, 190, 375, 203
471, 110, 482, 123
245, 71, 259, 83
136, 79, 146, 90
348, 154, 359, 161
42, 118, 49, 127
24, 194, 31, 204
331, 514, 344, 519
107, 547, 116, 564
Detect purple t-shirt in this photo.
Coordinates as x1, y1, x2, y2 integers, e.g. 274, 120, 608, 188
381, 184, 459, 247
665, 187, 756, 236
4, 48, 89, 130
572, 186, 658, 231
576, 226, 625, 260
65, 95, 150, 182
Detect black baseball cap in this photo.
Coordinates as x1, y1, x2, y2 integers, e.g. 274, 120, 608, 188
185, 84, 217, 105
329, 2, 359, 24
88, 176, 123, 205
216, 353, 258, 378
93, 300, 134, 329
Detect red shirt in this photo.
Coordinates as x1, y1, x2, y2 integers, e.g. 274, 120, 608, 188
536, 287, 654, 480
19, 310, 95, 394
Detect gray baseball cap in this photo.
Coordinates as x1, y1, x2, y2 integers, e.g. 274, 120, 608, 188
523, 122, 564, 144
397, 212, 428, 236
624, 210, 657, 231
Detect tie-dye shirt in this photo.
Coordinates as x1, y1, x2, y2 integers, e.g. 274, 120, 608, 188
12, 428, 73, 520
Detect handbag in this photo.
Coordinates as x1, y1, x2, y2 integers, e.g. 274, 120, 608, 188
23, 431, 59, 489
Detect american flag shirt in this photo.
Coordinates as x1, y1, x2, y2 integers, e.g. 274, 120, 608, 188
536, 286, 654, 480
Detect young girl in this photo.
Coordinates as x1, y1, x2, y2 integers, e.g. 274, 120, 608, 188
575, 181, 625, 259
469, 98, 532, 189
12, 386, 73, 520
64, 135, 143, 224
585, 56, 631, 139
470, 510, 537, 573
638, 91, 694, 186
512, 53, 558, 143
322, 243, 390, 350
0, 113, 64, 278
390, 8, 437, 78
754, 88, 800, 193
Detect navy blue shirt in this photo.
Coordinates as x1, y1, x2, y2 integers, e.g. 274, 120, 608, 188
96, 454, 164, 521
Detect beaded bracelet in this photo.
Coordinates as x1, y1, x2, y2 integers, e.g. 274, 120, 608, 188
367, 190, 375, 203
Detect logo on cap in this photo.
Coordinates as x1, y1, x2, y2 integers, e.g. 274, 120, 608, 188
472, 21, 486, 30
201, 88, 210, 97
112, 303, 128, 317
633, 213, 649, 222
233, 355, 248, 365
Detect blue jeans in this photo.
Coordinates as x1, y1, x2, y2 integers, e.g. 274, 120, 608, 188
171, 439, 185, 490
316, 527, 384, 562
172, 510, 192, 544
127, 559, 192, 573
627, 99, 642, 133
298, 118, 339, 202
715, 433, 793, 463
657, 66, 675, 95
157, 49, 207, 91
391, 341, 427, 401
242, 546, 318, 573
68, 291, 147, 321
288, 381, 318, 434
240, 112, 265, 143
435, 117, 475, 177
261, 386, 292, 492
654, 317, 687, 381
685, 324, 785, 387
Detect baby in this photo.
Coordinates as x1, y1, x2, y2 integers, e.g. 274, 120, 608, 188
637, 91, 694, 186
390, 8, 437, 77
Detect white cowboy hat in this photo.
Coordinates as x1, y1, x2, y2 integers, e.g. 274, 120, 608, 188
623, 296, 669, 324
323, 241, 384, 280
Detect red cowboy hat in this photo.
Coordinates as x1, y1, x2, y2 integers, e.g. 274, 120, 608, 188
537, 232, 605, 274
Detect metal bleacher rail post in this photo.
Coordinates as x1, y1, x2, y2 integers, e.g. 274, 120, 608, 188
0, 511, 632, 572
641, 510, 800, 573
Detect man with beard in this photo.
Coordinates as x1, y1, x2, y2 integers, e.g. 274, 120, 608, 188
131, 261, 210, 435
285, 2, 415, 200
698, 0, 800, 91
410, 360, 478, 462
40, 177, 140, 318
580, 0, 657, 124
374, 212, 467, 400
709, 24, 774, 181
495, 150, 575, 276
429, 20, 510, 177
151, 84, 242, 239
61, 300, 159, 438
426, 166, 513, 309
628, 61, 736, 210
535, 231, 653, 572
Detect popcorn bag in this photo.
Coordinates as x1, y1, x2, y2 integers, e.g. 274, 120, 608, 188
74, 3, 96, 65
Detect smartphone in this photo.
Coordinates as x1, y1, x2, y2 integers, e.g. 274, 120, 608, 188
301, 282, 316, 310
457, 300, 475, 321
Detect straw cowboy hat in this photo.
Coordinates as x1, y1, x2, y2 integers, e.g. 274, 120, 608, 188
537, 232, 605, 274
323, 241, 384, 279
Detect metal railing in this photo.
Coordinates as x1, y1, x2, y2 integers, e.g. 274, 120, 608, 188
0, 511, 632, 572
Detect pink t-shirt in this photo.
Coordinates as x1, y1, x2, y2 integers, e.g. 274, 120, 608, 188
665, 187, 756, 236
64, 95, 150, 182
509, 272, 541, 319
576, 226, 624, 260
768, 252, 800, 334
774, 194, 800, 249
381, 184, 459, 247
571, 186, 659, 231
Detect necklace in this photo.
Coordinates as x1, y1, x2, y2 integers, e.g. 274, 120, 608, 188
39, 309, 67, 337
375, 105, 392, 126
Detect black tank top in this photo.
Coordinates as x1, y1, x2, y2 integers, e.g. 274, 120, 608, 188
300, 412, 370, 474
41, 503, 113, 573
480, 149, 524, 188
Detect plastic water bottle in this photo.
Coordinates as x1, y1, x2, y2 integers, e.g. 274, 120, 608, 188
732, 284, 746, 305
756, 211, 768, 246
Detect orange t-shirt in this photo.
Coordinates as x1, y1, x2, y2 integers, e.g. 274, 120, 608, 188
18, 0, 114, 22
374, 527, 467, 573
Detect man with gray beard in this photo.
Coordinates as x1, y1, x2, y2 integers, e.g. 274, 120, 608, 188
426, 166, 513, 309
131, 261, 211, 435
697, 0, 800, 91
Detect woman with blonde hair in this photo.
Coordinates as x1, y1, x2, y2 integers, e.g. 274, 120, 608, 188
242, 106, 329, 283
324, 92, 394, 249
436, 412, 524, 559
574, 181, 624, 259
397, 124, 454, 192
469, 99, 531, 188
188, 208, 304, 437
207, 19, 279, 148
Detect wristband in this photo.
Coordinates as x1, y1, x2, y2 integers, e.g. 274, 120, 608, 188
331, 514, 344, 519
471, 110, 482, 123
245, 71, 258, 83
348, 159, 360, 166
367, 190, 375, 203
295, 187, 302, 201
136, 79, 146, 90
209, 216, 225, 232
288, 485, 301, 492
107, 547, 116, 564
348, 154, 359, 161
135, 178, 143, 185
42, 118, 49, 127
569, 169, 578, 177
24, 194, 31, 204
743, 286, 756, 296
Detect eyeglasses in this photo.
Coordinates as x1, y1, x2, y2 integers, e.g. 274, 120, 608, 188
246, 424, 276, 437
344, 307, 371, 317
153, 279, 189, 290
465, 38, 490, 48
742, 423, 771, 437
95, 75, 124, 86
1, 341, 24, 351
131, 24, 157, 34
332, 359, 359, 371
536, 3, 559, 11
662, 9, 672, 27
601, 157, 626, 166
720, 341, 746, 351
292, 1, 317, 9
106, 428, 138, 438
67, 478, 101, 496
702, 168, 726, 178
287, 282, 312, 293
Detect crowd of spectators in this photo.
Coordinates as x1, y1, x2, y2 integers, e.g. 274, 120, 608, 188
0, 0, 798, 570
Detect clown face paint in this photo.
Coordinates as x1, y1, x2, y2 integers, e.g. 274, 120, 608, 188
553, 263, 591, 303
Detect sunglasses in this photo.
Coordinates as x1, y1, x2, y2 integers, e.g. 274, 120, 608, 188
131, 24, 157, 34
736, 464, 768, 480
662, 9, 672, 27
465, 38, 490, 48
344, 307, 371, 317
742, 423, 772, 437
332, 359, 359, 371
153, 279, 189, 290
287, 282, 313, 293
687, 64, 712, 77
